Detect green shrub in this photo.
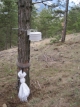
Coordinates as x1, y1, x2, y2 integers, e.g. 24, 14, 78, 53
50, 35, 61, 44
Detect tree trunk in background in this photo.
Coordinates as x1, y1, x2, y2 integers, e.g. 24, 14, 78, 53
17, 0, 32, 88
61, 0, 69, 42
5, 28, 8, 50
10, 27, 12, 48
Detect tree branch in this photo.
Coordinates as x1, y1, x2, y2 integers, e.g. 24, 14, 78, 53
32, 0, 52, 5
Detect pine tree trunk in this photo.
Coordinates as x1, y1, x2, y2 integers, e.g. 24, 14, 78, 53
10, 27, 12, 48
61, 0, 69, 42
5, 29, 8, 50
17, 0, 32, 88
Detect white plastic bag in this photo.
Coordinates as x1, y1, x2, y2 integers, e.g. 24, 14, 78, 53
18, 70, 30, 102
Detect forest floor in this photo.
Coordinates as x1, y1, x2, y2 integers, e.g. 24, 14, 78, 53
0, 33, 80, 107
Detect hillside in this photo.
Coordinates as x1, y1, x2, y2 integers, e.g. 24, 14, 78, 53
0, 33, 80, 107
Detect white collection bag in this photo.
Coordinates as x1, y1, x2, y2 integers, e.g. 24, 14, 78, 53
18, 70, 30, 102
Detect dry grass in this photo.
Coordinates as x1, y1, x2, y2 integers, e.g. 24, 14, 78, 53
0, 34, 80, 107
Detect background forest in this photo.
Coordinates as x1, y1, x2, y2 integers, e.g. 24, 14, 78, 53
0, 0, 80, 50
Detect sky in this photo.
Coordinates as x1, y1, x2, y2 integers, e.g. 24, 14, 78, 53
70, 0, 80, 5
33, 0, 80, 10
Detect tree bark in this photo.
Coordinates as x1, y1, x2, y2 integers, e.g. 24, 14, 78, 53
61, 0, 69, 42
5, 28, 8, 50
17, 0, 32, 88
10, 27, 12, 48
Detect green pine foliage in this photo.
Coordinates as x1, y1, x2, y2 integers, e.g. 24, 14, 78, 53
0, 0, 80, 51
67, 6, 80, 33
31, 6, 38, 29
32, 8, 62, 38
0, 0, 18, 50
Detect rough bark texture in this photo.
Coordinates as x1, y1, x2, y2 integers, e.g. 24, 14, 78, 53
18, 0, 32, 87
61, 0, 69, 42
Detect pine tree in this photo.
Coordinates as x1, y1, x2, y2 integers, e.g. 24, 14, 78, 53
0, 0, 18, 50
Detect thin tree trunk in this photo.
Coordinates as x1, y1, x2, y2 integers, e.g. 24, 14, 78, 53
17, 0, 32, 88
61, 0, 69, 42
10, 27, 12, 48
5, 28, 8, 50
